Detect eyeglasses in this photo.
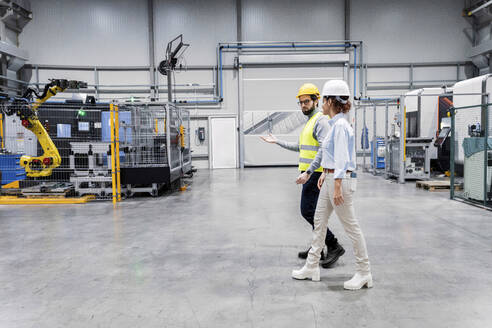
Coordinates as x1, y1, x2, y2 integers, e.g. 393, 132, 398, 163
297, 99, 313, 106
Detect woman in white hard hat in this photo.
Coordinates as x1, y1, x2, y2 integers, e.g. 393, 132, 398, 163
292, 79, 372, 290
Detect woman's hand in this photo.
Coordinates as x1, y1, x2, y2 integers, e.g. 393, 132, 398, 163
317, 172, 326, 190
296, 172, 310, 184
333, 179, 344, 206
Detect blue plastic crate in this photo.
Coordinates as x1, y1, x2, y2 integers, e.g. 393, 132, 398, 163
0, 154, 26, 185
370, 138, 385, 169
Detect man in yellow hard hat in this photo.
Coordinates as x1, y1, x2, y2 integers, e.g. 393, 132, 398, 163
260, 83, 345, 268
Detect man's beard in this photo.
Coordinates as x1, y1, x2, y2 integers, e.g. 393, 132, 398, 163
302, 106, 316, 116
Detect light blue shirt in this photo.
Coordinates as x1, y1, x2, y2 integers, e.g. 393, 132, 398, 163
320, 113, 356, 179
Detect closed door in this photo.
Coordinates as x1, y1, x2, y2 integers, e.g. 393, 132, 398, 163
210, 117, 237, 169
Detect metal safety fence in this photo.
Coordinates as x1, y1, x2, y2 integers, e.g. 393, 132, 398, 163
115, 103, 191, 198
0, 100, 191, 204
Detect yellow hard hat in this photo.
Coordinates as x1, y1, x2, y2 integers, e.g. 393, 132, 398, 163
296, 83, 320, 99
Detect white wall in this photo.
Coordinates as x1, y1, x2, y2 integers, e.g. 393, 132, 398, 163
20, 0, 149, 66
352, 0, 469, 63
154, 0, 236, 65
242, 0, 345, 41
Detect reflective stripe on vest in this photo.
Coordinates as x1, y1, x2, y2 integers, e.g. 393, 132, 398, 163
300, 145, 319, 151
298, 111, 323, 172
299, 157, 313, 164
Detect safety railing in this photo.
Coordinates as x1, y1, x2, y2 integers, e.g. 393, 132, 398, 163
449, 102, 491, 209
110, 103, 122, 204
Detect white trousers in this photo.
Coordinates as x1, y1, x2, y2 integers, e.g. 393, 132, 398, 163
306, 176, 371, 274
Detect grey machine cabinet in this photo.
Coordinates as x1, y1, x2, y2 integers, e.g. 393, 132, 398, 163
388, 137, 433, 180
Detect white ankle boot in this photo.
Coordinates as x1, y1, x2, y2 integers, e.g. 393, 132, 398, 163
343, 272, 373, 290
292, 265, 320, 281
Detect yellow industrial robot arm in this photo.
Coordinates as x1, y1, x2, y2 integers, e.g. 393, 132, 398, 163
4, 79, 87, 177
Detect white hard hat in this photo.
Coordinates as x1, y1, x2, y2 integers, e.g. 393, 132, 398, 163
321, 80, 351, 98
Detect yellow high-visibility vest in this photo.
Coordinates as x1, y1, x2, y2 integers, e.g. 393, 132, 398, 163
298, 111, 324, 172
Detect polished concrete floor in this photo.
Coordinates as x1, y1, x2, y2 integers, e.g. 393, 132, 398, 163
1, 167, 491, 328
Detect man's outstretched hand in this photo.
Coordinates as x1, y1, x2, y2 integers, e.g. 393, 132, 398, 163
259, 134, 278, 144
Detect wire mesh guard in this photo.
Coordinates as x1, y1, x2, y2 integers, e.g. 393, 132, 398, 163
353, 101, 400, 174
117, 103, 191, 198
451, 103, 492, 208
0, 101, 191, 201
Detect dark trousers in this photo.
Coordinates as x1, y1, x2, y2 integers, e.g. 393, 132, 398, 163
300, 171, 338, 248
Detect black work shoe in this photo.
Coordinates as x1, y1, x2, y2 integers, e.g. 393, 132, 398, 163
298, 247, 310, 259
298, 247, 326, 260
321, 243, 345, 268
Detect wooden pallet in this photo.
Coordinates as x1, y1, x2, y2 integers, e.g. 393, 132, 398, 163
416, 180, 463, 192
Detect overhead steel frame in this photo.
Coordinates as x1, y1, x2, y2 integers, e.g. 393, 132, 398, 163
23, 64, 219, 102
24, 60, 471, 101
364, 61, 470, 92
